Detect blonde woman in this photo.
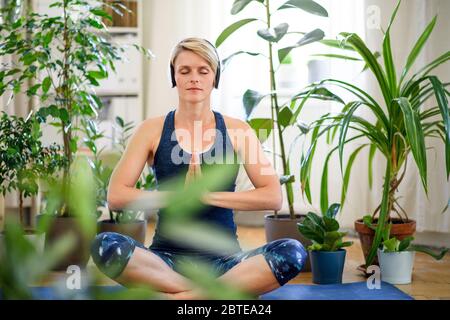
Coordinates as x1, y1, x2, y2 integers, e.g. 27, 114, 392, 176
91, 37, 307, 299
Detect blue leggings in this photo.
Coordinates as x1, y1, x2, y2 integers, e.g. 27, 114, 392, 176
91, 232, 307, 286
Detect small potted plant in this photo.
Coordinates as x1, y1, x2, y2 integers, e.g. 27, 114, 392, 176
91, 116, 155, 243
377, 223, 448, 285
297, 203, 353, 284
0, 112, 64, 253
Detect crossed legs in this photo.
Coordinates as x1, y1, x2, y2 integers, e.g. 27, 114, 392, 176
91, 232, 307, 299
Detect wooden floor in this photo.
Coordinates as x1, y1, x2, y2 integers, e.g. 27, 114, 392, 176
141, 222, 450, 300
42, 221, 450, 300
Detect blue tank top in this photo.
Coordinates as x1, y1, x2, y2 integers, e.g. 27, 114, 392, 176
149, 109, 242, 257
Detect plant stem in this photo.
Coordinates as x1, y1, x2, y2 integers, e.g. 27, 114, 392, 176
265, 0, 294, 219
61, 0, 73, 216
19, 191, 24, 227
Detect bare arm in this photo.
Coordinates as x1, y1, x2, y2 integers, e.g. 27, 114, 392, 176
107, 119, 172, 211
202, 120, 282, 211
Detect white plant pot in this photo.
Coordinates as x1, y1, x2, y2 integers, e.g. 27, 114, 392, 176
377, 249, 415, 284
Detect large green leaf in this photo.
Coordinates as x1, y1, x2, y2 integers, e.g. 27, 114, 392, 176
339, 32, 392, 109
398, 236, 414, 251
366, 160, 392, 266
278, 29, 324, 63
243, 89, 268, 119
257, 23, 289, 43
292, 86, 344, 104
247, 118, 273, 143
323, 216, 339, 232
320, 151, 330, 215
341, 144, 367, 207
319, 39, 355, 51
409, 244, 449, 260
396, 97, 428, 192
382, 0, 400, 96
215, 18, 258, 47
298, 212, 326, 243
221, 51, 263, 70
278, 106, 293, 128
324, 231, 346, 251
338, 102, 364, 176
311, 53, 360, 61
313, 79, 389, 129
399, 16, 437, 86
325, 203, 340, 219
277, 0, 328, 17
231, 0, 264, 15
318, 134, 365, 214
429, 76, 450, 178
368, 143, 377, 189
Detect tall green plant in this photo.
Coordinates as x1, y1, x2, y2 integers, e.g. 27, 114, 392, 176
0, 0, 152, 216
216, 0, 329, 218
299, 1, 449, 266
0, 112, 65, 227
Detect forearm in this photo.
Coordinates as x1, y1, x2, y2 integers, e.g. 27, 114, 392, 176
203, 187, 282, 211
107, 186, 173, 211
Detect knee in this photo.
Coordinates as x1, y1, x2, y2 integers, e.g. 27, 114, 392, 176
263, 238, 307, 286
90, 232, 136, 279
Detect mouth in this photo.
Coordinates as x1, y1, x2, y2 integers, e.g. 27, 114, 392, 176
187, 88, 202, 91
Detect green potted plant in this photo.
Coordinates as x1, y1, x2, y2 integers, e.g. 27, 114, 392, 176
376, 221, 448, 285
0, 0, 152, 269
90, 116, 155, 243
297, 203, 353, 284
0, 112, 64, 253
298, 0, 449, 270
216, 0, 330, 271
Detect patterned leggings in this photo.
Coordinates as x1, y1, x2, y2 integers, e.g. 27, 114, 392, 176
91, 232, 307, 286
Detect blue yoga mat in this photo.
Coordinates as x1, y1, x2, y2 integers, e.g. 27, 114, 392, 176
259, 281, 414, 300
1, 281, 413, 300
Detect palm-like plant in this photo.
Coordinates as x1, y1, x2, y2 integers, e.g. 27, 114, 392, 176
299, 1, 449, 266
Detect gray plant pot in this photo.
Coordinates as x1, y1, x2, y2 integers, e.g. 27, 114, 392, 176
377, 249, 415, 284
264, 213, 312, 272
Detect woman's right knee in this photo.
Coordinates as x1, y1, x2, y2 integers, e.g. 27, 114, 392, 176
90, 232, 137, 279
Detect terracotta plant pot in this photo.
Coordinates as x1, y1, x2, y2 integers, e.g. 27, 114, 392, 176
97, 219, 147, 244
264, 213, 312, 272
354, 218, 416, 268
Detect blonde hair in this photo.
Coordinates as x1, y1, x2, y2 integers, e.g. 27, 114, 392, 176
170, 37, 220, 86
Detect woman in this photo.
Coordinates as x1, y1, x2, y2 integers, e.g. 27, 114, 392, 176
91, 37, 307, 299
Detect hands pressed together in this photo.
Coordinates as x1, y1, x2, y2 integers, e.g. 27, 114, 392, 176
184, 153, 213, 205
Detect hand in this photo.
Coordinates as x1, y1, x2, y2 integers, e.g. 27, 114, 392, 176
184, 152, 202, 188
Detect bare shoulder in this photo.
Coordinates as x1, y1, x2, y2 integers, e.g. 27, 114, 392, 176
138, 115, 166, 133
132, 115, 166, 161
222, 114, 251, 130
221, 114, 257, 154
